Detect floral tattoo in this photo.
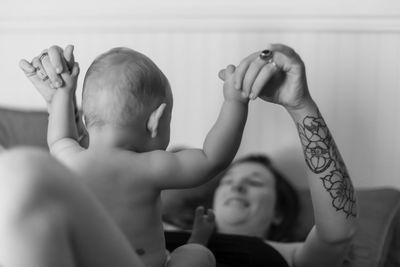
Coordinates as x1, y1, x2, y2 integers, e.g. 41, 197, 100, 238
298, 111, 356, 218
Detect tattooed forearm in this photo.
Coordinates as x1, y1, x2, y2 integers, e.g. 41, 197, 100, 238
297, 111, 357, 218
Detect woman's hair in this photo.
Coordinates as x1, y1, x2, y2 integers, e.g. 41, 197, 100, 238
227, 154, 300, 242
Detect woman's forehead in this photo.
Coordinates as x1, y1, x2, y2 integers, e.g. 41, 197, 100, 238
225, 162, 275, 181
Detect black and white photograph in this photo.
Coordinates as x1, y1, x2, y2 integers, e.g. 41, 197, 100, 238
0, 0, 399, 266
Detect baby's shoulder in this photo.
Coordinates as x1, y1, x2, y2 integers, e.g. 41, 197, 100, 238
127, 149, 177, 168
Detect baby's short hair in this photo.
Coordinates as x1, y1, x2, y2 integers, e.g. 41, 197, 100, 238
82, 47, 170, 129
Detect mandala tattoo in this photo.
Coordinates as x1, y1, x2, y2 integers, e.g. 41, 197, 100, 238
298, 111, 356, 218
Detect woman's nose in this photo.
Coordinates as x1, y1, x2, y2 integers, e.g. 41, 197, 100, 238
231, 182, 245, 193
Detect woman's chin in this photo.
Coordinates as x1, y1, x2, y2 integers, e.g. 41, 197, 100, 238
218, 207, 251, 225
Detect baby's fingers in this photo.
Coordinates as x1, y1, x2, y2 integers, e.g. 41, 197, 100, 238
218, 68, 226, 81
225, 64, 236, 77
60, 62, 80, 90
219, 64, 236, 81
195, 206, 205, 217
205, 209, 215, 222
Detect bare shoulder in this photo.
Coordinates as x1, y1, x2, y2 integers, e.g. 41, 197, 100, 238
122, 149, 174, 166
117, 149, 177, 177
266, 240, 302, 267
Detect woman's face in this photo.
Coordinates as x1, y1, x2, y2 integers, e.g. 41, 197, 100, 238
213, 161, 278, 237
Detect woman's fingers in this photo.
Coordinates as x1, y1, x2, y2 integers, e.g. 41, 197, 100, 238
48, 46, 65, 74
242, 55, 271, 98
19, 59, 36, 77
31, 56, 49, 82
19, 58, 50, 88
41, 52, 63, 88
233, 52, 259, 90
220, 44, 303, 100
249, 64, 277, 100
269, 43, 304, 73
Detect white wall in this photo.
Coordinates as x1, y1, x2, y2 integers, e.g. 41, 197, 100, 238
1, 0, 400, 189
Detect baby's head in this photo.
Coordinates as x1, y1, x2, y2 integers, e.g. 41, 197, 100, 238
82, 47, 172, 151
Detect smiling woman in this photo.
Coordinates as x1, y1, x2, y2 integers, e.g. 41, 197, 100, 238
213, 155, 299, 242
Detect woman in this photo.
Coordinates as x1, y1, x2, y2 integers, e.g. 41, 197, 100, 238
212, 154, 299, 243
166, 44, 357, 267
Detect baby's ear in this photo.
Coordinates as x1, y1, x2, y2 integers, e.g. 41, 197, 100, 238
147, 103, 167, 138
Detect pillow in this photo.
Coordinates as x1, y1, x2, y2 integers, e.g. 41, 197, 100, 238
0, 107, 48, 149
343, 188, 400, 267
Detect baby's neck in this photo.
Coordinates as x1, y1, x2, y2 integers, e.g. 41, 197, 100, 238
87, 126, 148, 152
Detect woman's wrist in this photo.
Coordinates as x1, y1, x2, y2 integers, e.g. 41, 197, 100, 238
286, 97, 318, 121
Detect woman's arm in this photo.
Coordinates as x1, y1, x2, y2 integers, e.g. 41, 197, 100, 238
287, 100, 357, 267
220, 44, 357, 267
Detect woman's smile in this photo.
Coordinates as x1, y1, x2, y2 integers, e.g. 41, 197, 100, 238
224, 196, 250, 207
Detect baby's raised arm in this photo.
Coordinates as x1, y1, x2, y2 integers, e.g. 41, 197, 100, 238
150, 65, 249, 189
47, 57, 82, 157
20, 45, 84, 158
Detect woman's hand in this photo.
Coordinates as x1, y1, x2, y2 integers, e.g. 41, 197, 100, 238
219, 44, 312, 111
19, 45, 76, 107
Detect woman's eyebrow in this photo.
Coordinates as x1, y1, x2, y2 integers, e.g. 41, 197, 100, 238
246, 172, 271, 183
248, 171, 264, 178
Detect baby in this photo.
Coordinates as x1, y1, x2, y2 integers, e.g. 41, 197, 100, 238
23, 46, 248, 267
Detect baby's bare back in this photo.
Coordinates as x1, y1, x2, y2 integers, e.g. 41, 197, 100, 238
65, 148, 167, 267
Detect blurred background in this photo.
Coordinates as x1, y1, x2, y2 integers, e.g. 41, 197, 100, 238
1, 0, 400, 189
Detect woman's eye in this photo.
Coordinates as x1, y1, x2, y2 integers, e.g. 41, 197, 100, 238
247, 180, 264, 186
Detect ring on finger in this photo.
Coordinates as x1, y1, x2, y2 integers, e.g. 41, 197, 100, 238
39, 51, 49, 62
24, 67, 38, 77
259, 50, 277, 68
36, 66, 49, 81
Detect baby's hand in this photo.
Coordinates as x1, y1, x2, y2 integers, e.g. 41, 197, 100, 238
188, 206, 215, 245
58, 62, 80, 93
221, 64, 249, 103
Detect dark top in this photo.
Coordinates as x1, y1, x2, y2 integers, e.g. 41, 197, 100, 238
165, 231, 289, 267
